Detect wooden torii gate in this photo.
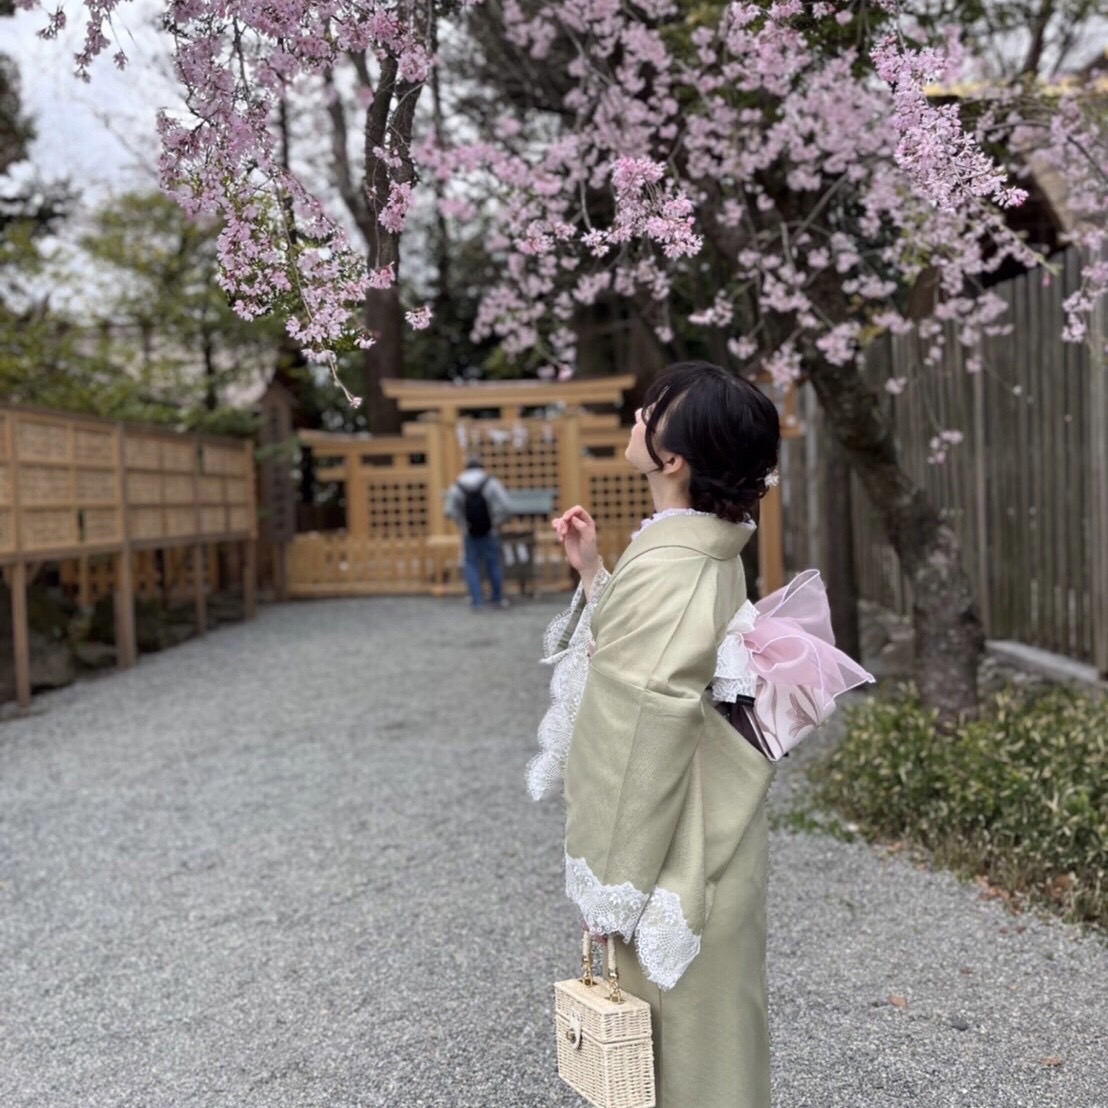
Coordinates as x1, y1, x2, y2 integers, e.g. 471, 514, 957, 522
283, 376, 799, 598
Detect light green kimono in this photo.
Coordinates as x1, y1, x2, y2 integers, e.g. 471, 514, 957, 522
541, 512, 776, 1108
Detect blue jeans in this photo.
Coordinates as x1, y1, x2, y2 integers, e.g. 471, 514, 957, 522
463, 532, 504, 606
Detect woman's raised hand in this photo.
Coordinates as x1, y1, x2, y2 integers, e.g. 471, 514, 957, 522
553, 505, 601, 578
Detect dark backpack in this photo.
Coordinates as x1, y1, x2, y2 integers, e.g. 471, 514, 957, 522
459, 477, 493, 537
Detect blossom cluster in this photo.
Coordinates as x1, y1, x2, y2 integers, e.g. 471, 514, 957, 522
1012, 97, 1108, 342
29, 0, 467, 389
872, 35, 1028, 213
431, 0, 1104, 454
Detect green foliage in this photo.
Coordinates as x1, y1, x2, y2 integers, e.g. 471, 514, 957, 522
812, 684, 1108, 929
0, 188, 289, 431
0, 216, 145, 418
78, 191, 284, 418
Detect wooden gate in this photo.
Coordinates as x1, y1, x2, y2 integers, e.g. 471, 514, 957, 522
285, 376, 793, 598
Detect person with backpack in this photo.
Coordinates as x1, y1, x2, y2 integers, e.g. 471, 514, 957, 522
445, 457, 513, 609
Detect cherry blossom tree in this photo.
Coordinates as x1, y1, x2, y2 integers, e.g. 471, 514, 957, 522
433, 0, 1108, 719
23, 0, 1108, 717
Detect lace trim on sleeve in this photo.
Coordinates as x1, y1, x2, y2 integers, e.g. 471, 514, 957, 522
634, 888, 702, 990
565, 854, 703, 990
564, 853, 648, 944
527, 568, 611, 800
711, 599, 759, 702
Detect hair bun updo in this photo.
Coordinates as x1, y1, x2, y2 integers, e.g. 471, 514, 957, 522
687, 470, 776, 523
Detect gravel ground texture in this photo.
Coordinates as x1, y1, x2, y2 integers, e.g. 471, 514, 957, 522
1, 595, 1105, 1108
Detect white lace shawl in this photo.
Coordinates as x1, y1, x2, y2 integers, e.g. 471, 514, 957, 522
532, 574, 707, 988
526, 567, 612, 801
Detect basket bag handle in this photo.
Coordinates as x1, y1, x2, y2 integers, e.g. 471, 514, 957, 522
581, 931, 624, 1004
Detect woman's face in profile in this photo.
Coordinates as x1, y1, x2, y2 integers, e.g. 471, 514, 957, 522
625, 405, 656, 474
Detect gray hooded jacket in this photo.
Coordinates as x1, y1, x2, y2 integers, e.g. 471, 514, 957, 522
445, 468, 512, 532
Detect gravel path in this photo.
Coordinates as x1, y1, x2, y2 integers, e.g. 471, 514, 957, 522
1, 596, 1104, 1108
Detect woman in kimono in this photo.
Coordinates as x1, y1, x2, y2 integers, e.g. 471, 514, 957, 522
530, 361, 781, 1108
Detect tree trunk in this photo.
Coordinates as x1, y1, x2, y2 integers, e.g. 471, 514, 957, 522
429, 13, 454, 372
805, 355, 984, 723
202, 332, 217, 412
1021, 0, 1056, 76
362, 286, 403, 433
358, 49, 423, 433
323, 43, 421, 431
822, 430, 861, 661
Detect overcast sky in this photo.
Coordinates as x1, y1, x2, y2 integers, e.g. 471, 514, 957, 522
4, 0, 175, 201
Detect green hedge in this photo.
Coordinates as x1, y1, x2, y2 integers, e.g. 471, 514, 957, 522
811, 685, 1108, 929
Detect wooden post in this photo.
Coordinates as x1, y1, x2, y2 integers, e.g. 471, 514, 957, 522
425, 416, 450, 537
193, 544, 207, 635
10, 560, 30, 708
1090, 266, 1108, 677
424, 417, 450, 593
114, 425, 137, 669
345, 446, 369, 539
759, 482, 784, 595
558, 414, 584, 511
77, 556, 92, 610
243, 538, 257, 619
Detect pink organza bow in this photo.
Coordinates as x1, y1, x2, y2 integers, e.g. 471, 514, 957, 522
742, 569, 873, 722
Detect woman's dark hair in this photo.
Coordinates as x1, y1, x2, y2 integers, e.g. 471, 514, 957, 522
641, 360, 780, 523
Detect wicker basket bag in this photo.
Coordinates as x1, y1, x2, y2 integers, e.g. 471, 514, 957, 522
554, 933, 655, 1108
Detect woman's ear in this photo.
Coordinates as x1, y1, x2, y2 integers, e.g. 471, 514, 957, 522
665, 454, 688, 476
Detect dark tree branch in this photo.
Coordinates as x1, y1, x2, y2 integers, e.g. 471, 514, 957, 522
1021, 0, 1057, 76
323, 66, 372, 243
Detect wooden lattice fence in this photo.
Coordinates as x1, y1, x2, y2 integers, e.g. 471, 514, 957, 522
0, 405, 258, 706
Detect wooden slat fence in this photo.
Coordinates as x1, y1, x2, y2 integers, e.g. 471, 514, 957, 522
780, 246, 1108, 674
